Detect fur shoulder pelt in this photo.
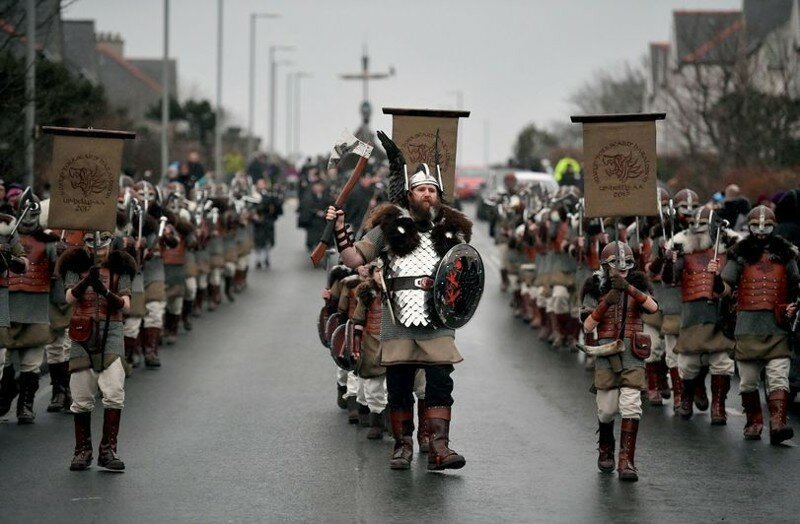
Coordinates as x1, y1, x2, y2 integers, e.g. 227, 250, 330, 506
30, 230, 60, 243
374, 204, 473, 258
342, 274, 361, 289
729, 234, 798, 265
328, 265, 354, 287
56, 246, 92, 276
431, 206, 472, 256
580, 269, 651, 300
668, 228, 738, 254
355, 279, 379, 306
108, 249, 137, 279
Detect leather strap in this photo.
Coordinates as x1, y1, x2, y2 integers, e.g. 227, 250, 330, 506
425, 406, 452, 421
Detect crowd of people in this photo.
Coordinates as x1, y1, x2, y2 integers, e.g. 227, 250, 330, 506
492, 174, 800, 481
0, 163, 284, 471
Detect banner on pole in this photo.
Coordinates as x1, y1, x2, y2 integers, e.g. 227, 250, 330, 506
383, 108, 470, 202
42, 126, 135, 231
571, 113, 665, 218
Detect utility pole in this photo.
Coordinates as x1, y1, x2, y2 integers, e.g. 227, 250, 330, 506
214, 0, 224, 180
25, 0, 35, 188
247, 13, 279, 161
161, 0, 170, 182
285, 71, 293, 159
339, 46, 394, 129
269, 45, 294, 153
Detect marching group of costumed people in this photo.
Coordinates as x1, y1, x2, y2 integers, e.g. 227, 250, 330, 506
317, 132, 478, 472
494, 176, 800, 481
0, 173, 284, 471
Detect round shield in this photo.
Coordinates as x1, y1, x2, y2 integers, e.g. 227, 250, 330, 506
433, 243, 485, 329
318, 306, 330, 348
329, 323, 350, 370
324, 312, 341, 348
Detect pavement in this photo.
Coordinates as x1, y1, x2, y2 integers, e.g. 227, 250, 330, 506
0, 201, 798, 523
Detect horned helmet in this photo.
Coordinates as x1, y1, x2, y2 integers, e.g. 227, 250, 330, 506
689, 206, 713, 234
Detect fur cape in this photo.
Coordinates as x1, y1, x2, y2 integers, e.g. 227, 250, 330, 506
366, 203, 473, 258
728, 233, 798, 265
355, 278, 380, 307
580, 269, 652, 301
56, 246, 137, 279
667, 228, 739, 254
175, 217, 195, 237
132, 213, 159, 236
327, 265, 354, 288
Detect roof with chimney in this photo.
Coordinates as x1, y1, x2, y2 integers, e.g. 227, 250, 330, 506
673, 10, 744, 65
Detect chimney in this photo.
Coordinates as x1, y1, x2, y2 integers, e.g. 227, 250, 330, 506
96, 31, 124, 56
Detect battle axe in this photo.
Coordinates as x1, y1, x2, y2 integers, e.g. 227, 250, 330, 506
310, 131, 374, 266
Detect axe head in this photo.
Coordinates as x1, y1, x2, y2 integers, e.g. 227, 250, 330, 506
327, 130, 373, 170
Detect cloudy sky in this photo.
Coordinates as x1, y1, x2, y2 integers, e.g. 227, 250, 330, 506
64, 0, 740, 165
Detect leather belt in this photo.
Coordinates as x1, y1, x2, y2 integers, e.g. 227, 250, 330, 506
385, 276, 434, 291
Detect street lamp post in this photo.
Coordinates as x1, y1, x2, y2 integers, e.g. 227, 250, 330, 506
285, 71, 293, 159
24, 0, 35, 188
269, 45, 294, 153
247, 12, 279, 161
161, 0, 170, 182
214, 0, 224, 180
293, 72, 311, 161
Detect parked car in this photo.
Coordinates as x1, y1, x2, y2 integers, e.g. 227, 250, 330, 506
477, 169, 558, 222
455, 167, 493, 201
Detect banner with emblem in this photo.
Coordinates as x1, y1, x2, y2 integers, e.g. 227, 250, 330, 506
570, 113, 665, 218
42, 126, 136, 231
383, 108, 470, 202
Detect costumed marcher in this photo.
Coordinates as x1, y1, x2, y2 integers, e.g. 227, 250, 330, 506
581, 241, 659, 482
60, 231, 136, 470
252, 178, 283, 270
3, 191, 58, 424
161, 184, 194, 345
717, 205, 798, 444
326, 131, 476, 471
494, 173, 524, 292
0, 210, 27, 416
663, 206, 738, 424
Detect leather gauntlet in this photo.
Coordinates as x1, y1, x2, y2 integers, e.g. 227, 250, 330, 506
334, 225, 354, 252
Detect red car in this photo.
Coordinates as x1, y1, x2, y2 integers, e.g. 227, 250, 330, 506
455, 167, 492, 200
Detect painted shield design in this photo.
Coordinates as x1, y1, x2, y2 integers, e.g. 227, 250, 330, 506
433, 244, 485, 329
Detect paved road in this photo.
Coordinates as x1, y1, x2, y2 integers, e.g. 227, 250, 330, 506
0, 202, 798, 523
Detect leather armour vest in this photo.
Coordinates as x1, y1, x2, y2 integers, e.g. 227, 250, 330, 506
162, 236, 186, 265
596, 295, 644, 340
681, 249, 723, 302
71, 267, 124, 322
737, 253, 788, 311
7, 235, 51, 293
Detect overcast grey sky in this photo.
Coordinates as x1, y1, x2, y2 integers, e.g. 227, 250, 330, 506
64, 0, 740, 165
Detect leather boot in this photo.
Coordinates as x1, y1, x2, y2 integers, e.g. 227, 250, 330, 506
366, 410, 386, 440
530, 303, 543, 329
193, 289, 205, 317
426, 406, 466, 471
70, 411, 93, 471
224, 275, 236, 302
500, 269, 509, 292
538, 312, 552, 341
678, 377, 695, 419
98, 408, 125, 471
0, 364, 18, 417
389, 410, 414, 470
181, 300, 194, 331
61, 365, 72, 412
242, 267, 249, 289
124, 336, 139, 370
16, 371, 39, 424
336, 384, 347, 410
552, 313, 570, 348
694, 367, 710, 411
741, 390, 764, 440
163, 313, 179, 346
208, 285, 221, 311
143, 327, 161, 368
710, 375, 730, 425
346, 396, 359, 424
658, 358, 671, 399
358, 403, 370, 427
768, 390, 794, 445
597, 420, 615, 473
617, 418, 639, 481
47, 363, 68, 413
417, 400, 430, 453
669, 368, 682, 414
645, 363, 663, 406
